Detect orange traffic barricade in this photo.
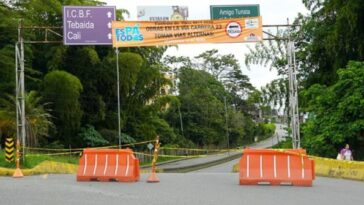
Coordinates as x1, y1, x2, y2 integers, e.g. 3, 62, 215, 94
239, 149, 315, 186
77, 148, 140, 182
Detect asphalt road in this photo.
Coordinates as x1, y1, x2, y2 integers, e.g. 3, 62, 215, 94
194, 123, 287, 173
1, 174, 363, 205
156, 151, 240, 171
1, 125, 363, 205
158, 124, 286, 172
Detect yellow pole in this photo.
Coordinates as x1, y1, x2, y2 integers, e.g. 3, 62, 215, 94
13, 139, 24, 178
147, 135, 160, 183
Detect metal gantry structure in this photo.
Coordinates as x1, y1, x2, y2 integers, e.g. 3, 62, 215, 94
15, 22, 67, 161
15, 21, 301, 160
15, 23, 26, 160
263, 22, 301, 149
15, 22, 124, 160
287, 40, 300, 149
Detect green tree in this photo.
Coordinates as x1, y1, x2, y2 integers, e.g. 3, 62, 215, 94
43, 70, 83, 147
301, 61, 364, 159
0, 46, 15, 98
245, 31, 289, 76
169, 68, 227, 147
0, 1, 178, 148
60, 47, 106, 126
0, 91, 53, 147
295, 0, 364, 87
78, 125, 108, 147
99, 52, 177, 144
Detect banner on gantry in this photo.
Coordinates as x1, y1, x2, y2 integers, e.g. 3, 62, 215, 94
112, 16, 262, 47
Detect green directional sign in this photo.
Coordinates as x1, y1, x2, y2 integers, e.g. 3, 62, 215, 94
210, 5, 260, 19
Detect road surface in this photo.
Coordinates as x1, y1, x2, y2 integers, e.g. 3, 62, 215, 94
158, 124, 286, 172
156, 151, 240, 172
1, 125, 363, 205
1, 174, 363, 205
194, 123, 287, 173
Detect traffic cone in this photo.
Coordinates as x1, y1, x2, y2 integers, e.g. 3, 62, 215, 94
13, 139, 24, 178
147, 169, 159, 183
13, 168, 24, 178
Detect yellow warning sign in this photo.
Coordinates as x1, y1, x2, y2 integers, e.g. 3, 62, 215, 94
5, 138, 14, 162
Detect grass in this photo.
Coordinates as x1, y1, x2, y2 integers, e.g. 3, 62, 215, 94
0, 150, 80, 169
271, 138, 293, 149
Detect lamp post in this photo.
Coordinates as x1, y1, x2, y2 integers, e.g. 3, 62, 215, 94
115, 48, 121, 148
224, 96, 230, 155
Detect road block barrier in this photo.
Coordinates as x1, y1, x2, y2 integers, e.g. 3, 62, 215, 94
239, 149, 315, 186
77, 148, 140, 182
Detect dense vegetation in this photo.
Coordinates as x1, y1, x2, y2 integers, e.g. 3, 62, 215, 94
3, 0, 362, 160
246, 0, 364, 159
0, 0, 274, 150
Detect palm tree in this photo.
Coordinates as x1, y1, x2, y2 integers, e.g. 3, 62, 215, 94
0, 91, 53, 147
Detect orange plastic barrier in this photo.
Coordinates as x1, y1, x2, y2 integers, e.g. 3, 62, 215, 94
77, 148, 140, 182
239, 149, 315, 186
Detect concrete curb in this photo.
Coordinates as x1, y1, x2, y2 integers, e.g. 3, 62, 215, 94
141, 157, 193, 169
0, 161, 78, 176
311, 156, 364, 181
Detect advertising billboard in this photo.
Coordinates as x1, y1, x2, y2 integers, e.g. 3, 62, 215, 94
137, 6, 189, 21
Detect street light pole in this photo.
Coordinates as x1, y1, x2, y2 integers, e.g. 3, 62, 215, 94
224, 96, 229, 155
178, 105, 184, 137
115, 48, 121, 148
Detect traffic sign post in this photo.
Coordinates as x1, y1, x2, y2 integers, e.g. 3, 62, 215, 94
148, 143, 154, 162
63, 6, 115, 45
147, 143, 154, 151
210, 5, 260, 19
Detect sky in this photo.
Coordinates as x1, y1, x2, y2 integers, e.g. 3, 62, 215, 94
105, 0, 308, 89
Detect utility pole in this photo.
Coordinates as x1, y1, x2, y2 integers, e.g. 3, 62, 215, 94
287, 19, 300, 149
15, 20, 26, 161
224, 96, 230, 154
178, 105, 184, 137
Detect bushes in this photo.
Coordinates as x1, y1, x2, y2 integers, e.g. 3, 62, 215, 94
78, 125, 108, 147
256, 123, 276, 140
